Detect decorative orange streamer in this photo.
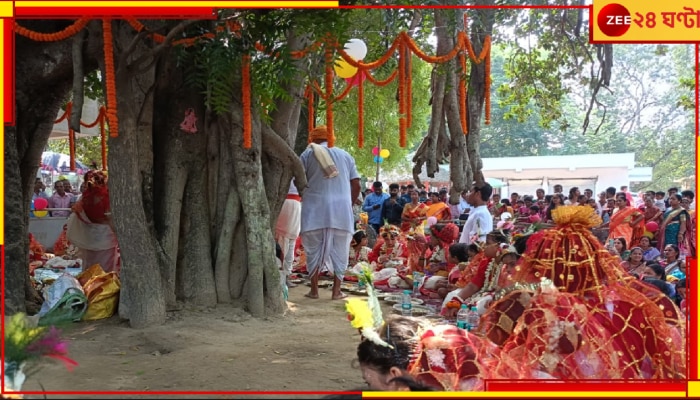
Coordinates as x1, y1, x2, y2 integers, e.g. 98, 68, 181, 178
324, 38, 334, 148
14, 19, 90, 41
459, 50, 467, 135
242, 55, 252, 149
102, 19, 119, 138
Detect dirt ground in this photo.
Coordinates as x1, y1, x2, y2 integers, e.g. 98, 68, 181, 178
20, 281, 389, 399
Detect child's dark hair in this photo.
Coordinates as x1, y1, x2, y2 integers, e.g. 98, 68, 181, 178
467, 243, 480, 255
449, 243, 470, 262
352, 230, 367, 246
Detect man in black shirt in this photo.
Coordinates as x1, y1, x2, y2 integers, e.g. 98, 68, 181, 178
382, 183, 405, 227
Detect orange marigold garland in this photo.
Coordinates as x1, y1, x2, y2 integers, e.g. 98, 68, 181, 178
102, 19, 119, 138
242, 54, 252, 149
397, 40, 407, 148
459, 50, 467, 135
68, 128, 76, 171
14, 19, 90, 41
406, 47, 413, 129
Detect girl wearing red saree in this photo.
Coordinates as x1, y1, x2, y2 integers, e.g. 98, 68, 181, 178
67, 170, 120, 273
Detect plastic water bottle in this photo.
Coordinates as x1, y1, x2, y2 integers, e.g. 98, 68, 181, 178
401, 290, 413, 316
412, 272, 421, 296
466, 305, 480, 331
456, 304, 469, 329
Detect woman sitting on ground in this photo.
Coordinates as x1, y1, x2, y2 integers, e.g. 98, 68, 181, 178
348, 230, 372, 269
434, 243, 472, 300
620, 246, 646, 277
638, 236, 661, 262
368, 224, 408, 271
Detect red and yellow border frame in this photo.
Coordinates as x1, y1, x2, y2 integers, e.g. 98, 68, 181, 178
1, 1, 698, 399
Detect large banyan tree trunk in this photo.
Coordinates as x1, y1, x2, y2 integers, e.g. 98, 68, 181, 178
5, 22, 99, 315
8, 20, 309, 327
104, 20, 309, 326
412, 5, 495, 203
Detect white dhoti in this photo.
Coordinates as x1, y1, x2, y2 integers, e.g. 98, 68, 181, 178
300, 228, 352, 279
275, 197, 301, 279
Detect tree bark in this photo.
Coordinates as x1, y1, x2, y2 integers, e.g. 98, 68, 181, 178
7, 27, 84, 315
108, 20, 166, 328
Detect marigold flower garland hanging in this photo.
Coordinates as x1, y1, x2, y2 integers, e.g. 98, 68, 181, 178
102, 19, 119, 138
14, 19, 90, 41
241, 55, 252, 149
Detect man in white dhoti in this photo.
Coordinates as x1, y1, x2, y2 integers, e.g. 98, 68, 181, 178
300, 126, 361, 300
275, 179, 301, 288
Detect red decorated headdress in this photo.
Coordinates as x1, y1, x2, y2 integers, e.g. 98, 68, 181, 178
430, 223, 459, 245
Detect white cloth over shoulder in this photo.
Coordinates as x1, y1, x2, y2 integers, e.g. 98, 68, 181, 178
300, 141, 359, 234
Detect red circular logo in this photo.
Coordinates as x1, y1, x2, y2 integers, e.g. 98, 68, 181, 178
597, 3, 631, 37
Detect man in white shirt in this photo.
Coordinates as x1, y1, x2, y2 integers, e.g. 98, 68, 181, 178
459, 182, 494, 245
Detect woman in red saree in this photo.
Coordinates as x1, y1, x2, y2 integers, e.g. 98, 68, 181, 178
603, 193, 644, 247
67, 170, 120, 273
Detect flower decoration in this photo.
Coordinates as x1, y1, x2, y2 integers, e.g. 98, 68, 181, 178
345, 298, 393, 349
4, 313, 77, 394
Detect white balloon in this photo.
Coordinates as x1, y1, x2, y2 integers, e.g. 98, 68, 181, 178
344, 38, 368, 61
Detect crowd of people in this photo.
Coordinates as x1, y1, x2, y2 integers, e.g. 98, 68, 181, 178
29, 171, 120, 274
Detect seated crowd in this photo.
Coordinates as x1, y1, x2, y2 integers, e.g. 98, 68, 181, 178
302, 181, 692, 391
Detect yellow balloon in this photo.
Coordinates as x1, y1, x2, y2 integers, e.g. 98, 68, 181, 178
333, 58, 357, 79
379, 149, 390, 158
34, 210, 48, 218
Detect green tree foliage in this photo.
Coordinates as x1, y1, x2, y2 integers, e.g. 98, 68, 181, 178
331, 53, 431, 179
481, 42, 694, 191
